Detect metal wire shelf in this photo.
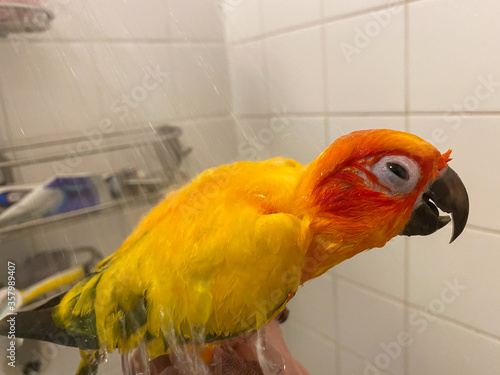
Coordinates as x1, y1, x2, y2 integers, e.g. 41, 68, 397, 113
0, 124, 191, 239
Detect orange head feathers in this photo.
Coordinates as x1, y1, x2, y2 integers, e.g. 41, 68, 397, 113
297, 129, 468, 281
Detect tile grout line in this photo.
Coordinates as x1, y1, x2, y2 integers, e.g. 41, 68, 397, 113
338, 274, 500, 343
170, 113, 232, 124
230, 0, 441, 47
321, 5, 341, 373
233, 111, 500, 119
320, 2, 331, 151
0, 70, 13, 149
332, 274, 342, 375
336, 274, 407, 305
284, 316, 338, 350
465, 225, 500, 237
404, 1, 411, 132
406, 0, 434, 6
220, 1, 237, 132
258, 0, 271, 116
229, 0, 267, 142
404, 299, 500, 343
230, 1, 409, 46
163, 0, 183, 121
339, 344, 399, 375
404, 240, 411, 375
163, 0, 170, 42
403, 2, 410, 374
0, 38, 226, 45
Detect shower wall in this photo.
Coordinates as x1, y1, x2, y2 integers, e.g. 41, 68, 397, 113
0, 2, 235, 374
225, 1, 500, 375
0, 1, 499, 375
0, 1, 236, 175
0, 1, 237, 253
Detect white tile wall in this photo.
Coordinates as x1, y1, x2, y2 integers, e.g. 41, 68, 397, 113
224, 0, 262, 41
0, 42, 103, 139
37, 0, 170, 40
333, 237, 406, 301
234, 116, 324, 163
408, 228, 500, 338
0, 3, 234, 373
268, 117, 326, 163
265, 26, 324, 113
326, 8, 405, 112
340, 349, 395, 375
284, 318, 337, 375
338, 280, 406, 374
228, 41, 269, 115
226, 0, 500, 374
0, 91, 11, 144
285, 272, 336, 341
91, 43, 179, 122
408, 117, 500, 231
327, 116, 405, 142
1, 1, 499, 375
173, 44, 230, 117
262, 0, 321, 33
407, 313, 500, 375
167, 0, 225, 41
233, 118, 276, 161
0, 1, 234, 188
179, 117, 238, 172
409, 0, 500, 112
84, 0, 170, 40
324, 0, 404, 19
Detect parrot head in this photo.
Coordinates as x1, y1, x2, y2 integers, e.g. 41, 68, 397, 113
297, 129, 469, 281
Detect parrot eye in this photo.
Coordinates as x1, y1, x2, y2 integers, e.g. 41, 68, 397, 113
387, 163, 409, 180
368, 155, 421, 196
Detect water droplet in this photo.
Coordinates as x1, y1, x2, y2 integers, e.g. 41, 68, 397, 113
98, 348, 109, 363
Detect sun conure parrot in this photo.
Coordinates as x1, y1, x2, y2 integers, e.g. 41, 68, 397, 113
0, 129, 469, 374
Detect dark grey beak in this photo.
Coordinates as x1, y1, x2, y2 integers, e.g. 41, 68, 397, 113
400, 167, 469, 243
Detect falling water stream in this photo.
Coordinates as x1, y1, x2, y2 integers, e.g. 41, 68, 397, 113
117, 325, 286, 375
1, 3, 293, 375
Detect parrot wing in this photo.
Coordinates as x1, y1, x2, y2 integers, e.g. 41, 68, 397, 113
50, 159, 311, 357
0, 287, 99, 349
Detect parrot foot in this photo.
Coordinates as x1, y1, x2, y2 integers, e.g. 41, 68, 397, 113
76, 350, 100, 375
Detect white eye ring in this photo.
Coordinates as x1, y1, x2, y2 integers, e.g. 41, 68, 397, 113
370, 156, 421, 196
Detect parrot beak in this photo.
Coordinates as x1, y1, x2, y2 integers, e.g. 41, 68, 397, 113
400, 167, 469, 243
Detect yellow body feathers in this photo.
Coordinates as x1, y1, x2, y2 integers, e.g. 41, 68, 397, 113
55, 158, 312, 358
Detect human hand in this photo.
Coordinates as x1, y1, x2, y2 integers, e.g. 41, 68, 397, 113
130, 310, 310, 375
